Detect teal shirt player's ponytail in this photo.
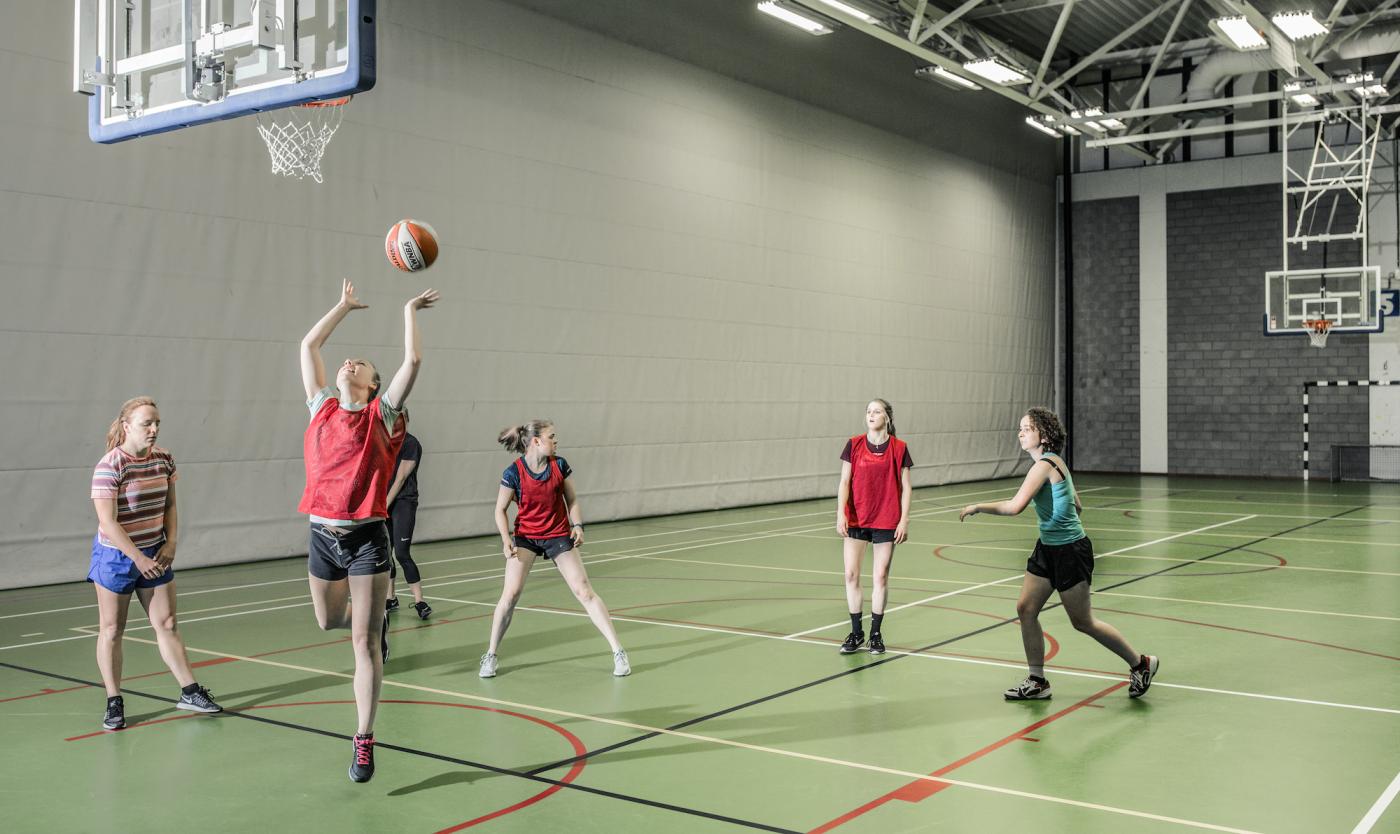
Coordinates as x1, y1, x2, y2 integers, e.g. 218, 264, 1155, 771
1030, 452, 1084, 545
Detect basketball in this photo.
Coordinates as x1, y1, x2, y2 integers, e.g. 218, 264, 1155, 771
384, 219, 439, 272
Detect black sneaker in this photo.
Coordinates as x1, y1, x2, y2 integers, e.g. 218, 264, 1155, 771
414, 601, 432, 620
380, 611, 391, 664
175, 685, 223, 714
1004, 675, 1052, 700
385, 596, 400, 613
349, 733, 375, 783
102, 696, 125, 730
839, 631, 865, 654
867, 633, 886, 655
1129, 655, 1160, 698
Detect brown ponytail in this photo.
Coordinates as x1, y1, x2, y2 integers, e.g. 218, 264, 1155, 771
106, 396, 157, 451
498, 419, 553, 454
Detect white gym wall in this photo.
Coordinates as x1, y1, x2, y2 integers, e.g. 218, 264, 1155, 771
0, 0, 1057, 589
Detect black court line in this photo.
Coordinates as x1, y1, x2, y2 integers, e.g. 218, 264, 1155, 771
524, 503, 1371, 776
0, 660, 799, 834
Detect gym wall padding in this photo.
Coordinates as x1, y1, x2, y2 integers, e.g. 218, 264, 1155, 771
0, 0, 1057, 588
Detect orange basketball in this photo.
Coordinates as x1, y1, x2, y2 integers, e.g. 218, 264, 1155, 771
384, 219, 439, 272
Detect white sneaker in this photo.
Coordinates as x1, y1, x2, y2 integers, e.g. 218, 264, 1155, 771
612, 649, 631, 677
478, 652, 498, 678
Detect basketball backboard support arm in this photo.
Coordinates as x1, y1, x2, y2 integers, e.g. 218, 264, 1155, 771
74, 0, 374, 144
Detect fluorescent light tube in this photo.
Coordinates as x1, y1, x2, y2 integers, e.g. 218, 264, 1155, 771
1271, 10, 1328, 41
757, 2, 834, 35
810, 0, 877, 24
1211, 15, 1268, 50
964, 58, 1031, 85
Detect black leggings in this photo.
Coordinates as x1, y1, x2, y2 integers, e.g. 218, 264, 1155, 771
386, 498, 421, 585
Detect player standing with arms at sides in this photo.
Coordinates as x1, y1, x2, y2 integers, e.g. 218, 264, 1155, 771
834, 399, 913, 656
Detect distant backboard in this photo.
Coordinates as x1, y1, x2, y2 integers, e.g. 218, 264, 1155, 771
74, 0, 375, 143
1264, 266, 1390, 335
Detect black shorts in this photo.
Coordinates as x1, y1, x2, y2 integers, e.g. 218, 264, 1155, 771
846, 526, 896, 544
513, 535, 575, 560
1026, 536, 1094, 592
308, 522, 392, 581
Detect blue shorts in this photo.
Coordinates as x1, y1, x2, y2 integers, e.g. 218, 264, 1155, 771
87, 536, 173, 595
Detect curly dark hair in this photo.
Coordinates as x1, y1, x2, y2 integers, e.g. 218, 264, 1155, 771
1025, 407, 1066, 455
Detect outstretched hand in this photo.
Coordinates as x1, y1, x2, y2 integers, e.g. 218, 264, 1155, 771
341, 279, 368, 310
958, 505, 978, 522
407, 288, 440, 311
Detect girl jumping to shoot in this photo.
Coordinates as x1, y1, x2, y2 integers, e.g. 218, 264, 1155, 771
959, 407, 1159, 700
480, 420, 629, 679
298, 278, 438, 782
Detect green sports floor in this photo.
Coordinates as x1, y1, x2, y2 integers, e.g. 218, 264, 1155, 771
3, 475, 1398, 834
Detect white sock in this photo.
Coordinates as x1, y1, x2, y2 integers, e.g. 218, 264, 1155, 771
1029, 665, 1045, 679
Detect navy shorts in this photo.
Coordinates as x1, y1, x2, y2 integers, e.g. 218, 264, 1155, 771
514, 535, 575, 560
308, 522, 392, 581
846, 526, 896, 544
1026, 536, 1095, 592
87, 536, 173, 595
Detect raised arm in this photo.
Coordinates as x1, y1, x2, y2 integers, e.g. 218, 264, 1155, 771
381, 289, 440, 409
959, 461, 1052, 521
835, 460, 852, 536
301, 279, 366, 400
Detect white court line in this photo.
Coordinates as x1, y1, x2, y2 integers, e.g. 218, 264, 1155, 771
110, 632, 1263, 834
0, 485, 1027, 623
780, 515, 1259, 639
1084, 504, 1400, 524
632, 554, 1400, 618
914, 515, 1400, 552
422, 594, 1400, 717
1352, 769, 1400, 834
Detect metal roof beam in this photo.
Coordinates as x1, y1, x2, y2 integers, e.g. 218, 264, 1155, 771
964, 0, 1071, 20
1029, 0, 1075, 98
1127, 0, 1195, 111
1036, 0, 1184, 99
915, 0, 987, 47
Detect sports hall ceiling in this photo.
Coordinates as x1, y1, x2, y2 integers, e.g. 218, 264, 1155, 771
509, 1, 1400, 165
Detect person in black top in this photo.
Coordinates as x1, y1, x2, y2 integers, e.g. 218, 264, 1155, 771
385, 432, 431, 619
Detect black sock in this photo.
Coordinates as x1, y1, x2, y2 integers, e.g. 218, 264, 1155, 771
871, 613, 884, 634
181, 682, 200, 696
849, 612, 862, 634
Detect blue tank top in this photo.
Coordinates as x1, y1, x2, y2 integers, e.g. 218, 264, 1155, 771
1030, 453, 1084, 545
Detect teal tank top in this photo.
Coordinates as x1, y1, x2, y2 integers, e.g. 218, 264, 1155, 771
1030, 453, 1084, 545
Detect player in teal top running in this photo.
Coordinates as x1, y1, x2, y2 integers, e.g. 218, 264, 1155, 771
959, 408, 1159, 700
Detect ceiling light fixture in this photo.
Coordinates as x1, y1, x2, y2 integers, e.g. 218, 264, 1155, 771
756, 2, 834, 35
1283, 80, 1319, 107
1210, 15, 1268, 51
964, 58, 1031, 86
915, 65, 983, 90
809, 0, 878, 25
1271, 10, 1329, 41
1025, 115, 1062, 137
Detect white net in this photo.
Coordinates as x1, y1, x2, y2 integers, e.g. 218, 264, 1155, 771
1305, 319, 1332, 348
254, 98, 349, 184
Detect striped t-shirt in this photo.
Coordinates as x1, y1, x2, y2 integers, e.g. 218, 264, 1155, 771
91, 446, 177, 548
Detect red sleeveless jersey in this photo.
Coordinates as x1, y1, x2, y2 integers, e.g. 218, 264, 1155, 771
513, 457, 571, 538
298, 396, 406, 521
844, 434, 907, 529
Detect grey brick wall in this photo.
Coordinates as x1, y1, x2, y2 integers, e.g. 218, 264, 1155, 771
1166, 184, 1370, 477
1071, 197, 1140, 472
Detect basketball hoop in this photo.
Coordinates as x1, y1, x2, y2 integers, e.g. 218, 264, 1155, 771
1304, 318, 1333, 348
254, 96, 350, 184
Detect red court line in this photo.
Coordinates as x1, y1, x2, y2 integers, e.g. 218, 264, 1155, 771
0, 685, 88, 703
807, 681, 1129, 834
65, 696, 588, 832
